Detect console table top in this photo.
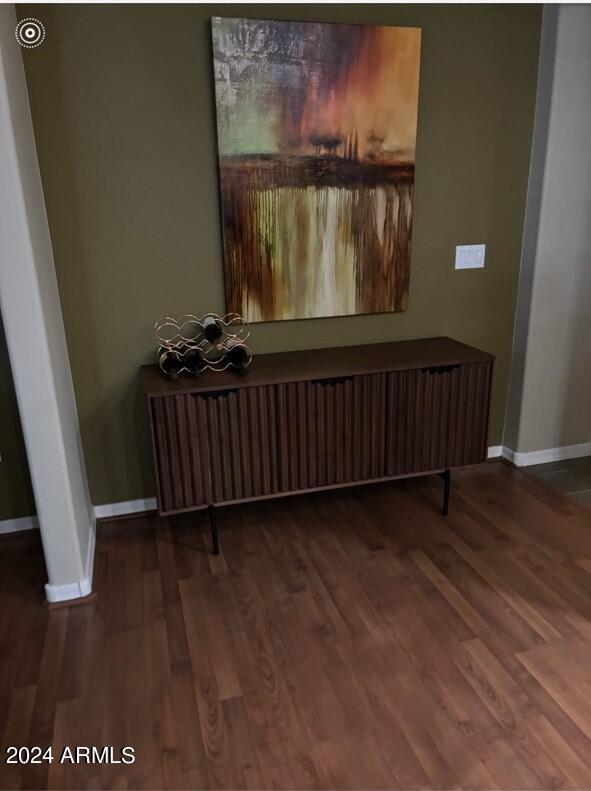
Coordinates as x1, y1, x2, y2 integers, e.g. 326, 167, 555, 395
140, 336, 494, 396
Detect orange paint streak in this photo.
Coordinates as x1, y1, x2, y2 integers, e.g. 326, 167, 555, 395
299, 26, 421, 163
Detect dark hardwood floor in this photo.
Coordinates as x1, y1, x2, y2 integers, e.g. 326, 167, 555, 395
3, 461, 591, 789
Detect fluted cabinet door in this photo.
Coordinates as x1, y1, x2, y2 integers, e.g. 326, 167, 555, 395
275, 374, 387, 491
151, 393, 213, 514
193, 386, 280, 504
385, 362, 492, 476
350, 374, 387, 482
152, 387, 282, 512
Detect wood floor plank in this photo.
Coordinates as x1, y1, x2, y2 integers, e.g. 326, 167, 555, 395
575, 556, 591, 576
179, 577, 238, 789
442, 530, 561, 641
0, 685, 36, 791
410, 549, 487, 638
20, 610, 69, 790
517, 637, 591, 743
430, 543, 546, 654
461, 638, 534, 723
526, 712, 591, 789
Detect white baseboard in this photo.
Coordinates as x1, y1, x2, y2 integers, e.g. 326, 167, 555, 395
502, 446, 516, 463
93, 497, 157, 520
4, 440, 591, 539
85, 518, 96, 590
0, 498, 156, 538
502, 442, 591, 467
44, 512, 96, 604
0, 514, 93, 603
45, 576, 92, 603
0, 515, 38, 535
5, 438, 591, 600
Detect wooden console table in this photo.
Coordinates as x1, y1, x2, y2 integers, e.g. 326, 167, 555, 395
141, 337, 494, 554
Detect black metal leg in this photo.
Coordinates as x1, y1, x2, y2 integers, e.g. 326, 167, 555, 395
441, 469, 451, 516
208, 505, 220, 555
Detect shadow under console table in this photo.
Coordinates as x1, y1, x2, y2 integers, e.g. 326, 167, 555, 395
141, 336, 494, 554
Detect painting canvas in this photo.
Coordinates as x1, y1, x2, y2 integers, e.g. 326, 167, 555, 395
212, 17, 421, 321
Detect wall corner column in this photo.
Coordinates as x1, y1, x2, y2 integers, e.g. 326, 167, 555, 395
0, 5, 94, 602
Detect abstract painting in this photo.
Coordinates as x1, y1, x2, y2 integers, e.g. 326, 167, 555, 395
212, 17, 421, 321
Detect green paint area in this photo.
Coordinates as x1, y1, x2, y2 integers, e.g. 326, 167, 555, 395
7, 3, 541, 513
215, 95, 279, 156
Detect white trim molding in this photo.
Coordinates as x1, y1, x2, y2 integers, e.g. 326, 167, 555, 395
0, 497, 156, 534
0, 497, 157, 538
0, 514, 96, 604
91, 450, 516, 518
44, 518, 96, 603
3, 439, 590, 602
3, 441, 591, 541
502, 442, 591, 467
45, 577, 91, 603
94, 497, 157, 521
85, 519, 96, 589
0, 515, 39, 535
0, 6, 94, 605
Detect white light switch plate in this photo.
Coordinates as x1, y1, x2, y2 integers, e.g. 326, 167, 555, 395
455, 244, 486, 270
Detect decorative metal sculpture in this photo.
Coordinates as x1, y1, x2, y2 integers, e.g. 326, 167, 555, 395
154, 313, 252, 379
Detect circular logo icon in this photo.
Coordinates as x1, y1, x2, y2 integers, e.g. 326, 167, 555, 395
15, 18, 45, 48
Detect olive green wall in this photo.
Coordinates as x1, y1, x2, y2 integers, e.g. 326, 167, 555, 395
13, 3, 541, 509
0, 317, 35, 520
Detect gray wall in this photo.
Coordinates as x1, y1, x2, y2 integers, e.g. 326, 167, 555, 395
507, 5, 591, 454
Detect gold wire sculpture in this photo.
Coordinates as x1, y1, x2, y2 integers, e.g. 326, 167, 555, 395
154, 313, 252, 378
